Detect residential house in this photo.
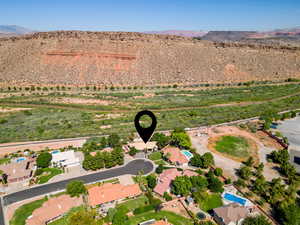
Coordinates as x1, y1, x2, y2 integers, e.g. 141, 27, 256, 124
51, 150, 80, 168
213, 203, 249, 225
0, 158, 35, 183
88, 183, 142, 213
126, 141, 157, 152
162, 146, 189, 166
26, 195, 83, 225
154, 168, 198, 196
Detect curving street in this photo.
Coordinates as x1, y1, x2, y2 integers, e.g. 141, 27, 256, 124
0, 159, 154, 225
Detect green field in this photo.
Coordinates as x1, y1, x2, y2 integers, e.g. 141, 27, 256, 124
215, 135, 250, 157
1, 83, 300, 143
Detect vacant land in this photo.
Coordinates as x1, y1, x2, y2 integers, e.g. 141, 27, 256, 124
0, 83, 300, 143
215, 135, 250, 158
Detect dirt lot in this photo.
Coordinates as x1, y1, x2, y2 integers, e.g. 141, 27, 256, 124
0, 107, 31, 113
51, 97, 113, 105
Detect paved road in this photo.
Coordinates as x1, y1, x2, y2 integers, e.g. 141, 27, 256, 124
2, 159, 153, 207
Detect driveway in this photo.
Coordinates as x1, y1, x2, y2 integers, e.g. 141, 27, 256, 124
3, 159, 153, 206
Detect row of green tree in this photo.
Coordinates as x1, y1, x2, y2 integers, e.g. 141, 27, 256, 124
82, 148, 124, 170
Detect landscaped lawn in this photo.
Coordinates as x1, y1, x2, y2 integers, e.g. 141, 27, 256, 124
194, 192, 223, 212
125, 210, 194, 225
48, 206, 84, 225
148, 152, 162, 161
154, 159, 166, 165
37, 168, 63, 184
0, 157, 10, 165
117, 195, 149, 212
10, 197, 48, 225
215, 135, 250, 158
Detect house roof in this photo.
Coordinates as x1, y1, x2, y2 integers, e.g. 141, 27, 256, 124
128, 141, 157, 151
153, 221, 172, 225
154, 168, 181, 196
51, 150, 79, 166
154, 168, 202, 196
162, 146, 188, 165
213, 203, 249, 225
88, 183, 142, 207
26, 195, 83, 225
182, 170, 198, 177
0, 158, 35, 181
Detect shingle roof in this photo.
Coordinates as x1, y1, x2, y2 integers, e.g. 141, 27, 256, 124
213, 203, 249, 225
88, 183, 142, 207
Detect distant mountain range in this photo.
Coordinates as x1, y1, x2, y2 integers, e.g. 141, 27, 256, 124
1, 25, 299, 42
0, 25, 34, 37
144, 30, 207, 37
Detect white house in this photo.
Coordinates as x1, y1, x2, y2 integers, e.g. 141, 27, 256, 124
51, 150, 80, 168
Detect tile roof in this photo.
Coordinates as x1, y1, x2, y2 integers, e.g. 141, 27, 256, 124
153, 221, 172, 225
26, 195, 83, 225
154, 168, 181, 196
182, 170, 198, 177
88, 183, 142, 207
213, 203, 249, 225
162, 146, 188, 165
154, 169, 200, 196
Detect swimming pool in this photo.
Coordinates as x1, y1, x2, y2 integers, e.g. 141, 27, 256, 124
51, 150, 60, 154
181, 150, 193, 160
223, 193, 247, 206
16, 157, 26, 163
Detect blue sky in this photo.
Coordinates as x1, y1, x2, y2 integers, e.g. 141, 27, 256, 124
1, 0, 300, 31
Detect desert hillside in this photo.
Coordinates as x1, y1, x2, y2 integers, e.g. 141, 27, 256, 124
0, 31, 299, 86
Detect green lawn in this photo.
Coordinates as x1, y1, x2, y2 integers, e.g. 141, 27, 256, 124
194, 192, 223, 212
215, 135, 250, 158
48, 206, 84, 225
10, 197, 48, 225
116, 195, 149, 212
37, 168, 63, 184
148, 152, 162, 161
154, 159, 167, 165
0, 157, 10, 165
125, 210, 194, 225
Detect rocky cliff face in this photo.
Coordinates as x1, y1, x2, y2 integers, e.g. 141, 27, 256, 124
0, 31, 299, 86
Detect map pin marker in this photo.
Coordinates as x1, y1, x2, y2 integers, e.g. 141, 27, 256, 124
134, 110, 157, 144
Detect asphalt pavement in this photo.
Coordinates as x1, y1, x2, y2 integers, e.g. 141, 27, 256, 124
0, 159, 153, 225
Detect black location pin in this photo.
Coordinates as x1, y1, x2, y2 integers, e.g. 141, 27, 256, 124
134, 110, 157, 143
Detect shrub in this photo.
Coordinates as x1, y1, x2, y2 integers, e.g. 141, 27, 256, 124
163, 192, 172, 201
133, 205, 155, 215
36, 152, 52, 168
214, 168, 223, 176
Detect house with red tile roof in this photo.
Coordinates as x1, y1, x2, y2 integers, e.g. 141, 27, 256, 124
154, 168, 198, 196
162, 146, 189, 166
26, 195, 83, 225
88, 183, 142, 208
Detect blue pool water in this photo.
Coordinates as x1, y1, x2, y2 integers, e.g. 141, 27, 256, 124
181, 150, 193, 159
224, 193, 247, 206
16, 157, 26, 163
51, 150, 60, 154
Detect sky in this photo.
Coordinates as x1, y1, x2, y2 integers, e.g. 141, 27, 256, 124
1, 0, 300, 31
